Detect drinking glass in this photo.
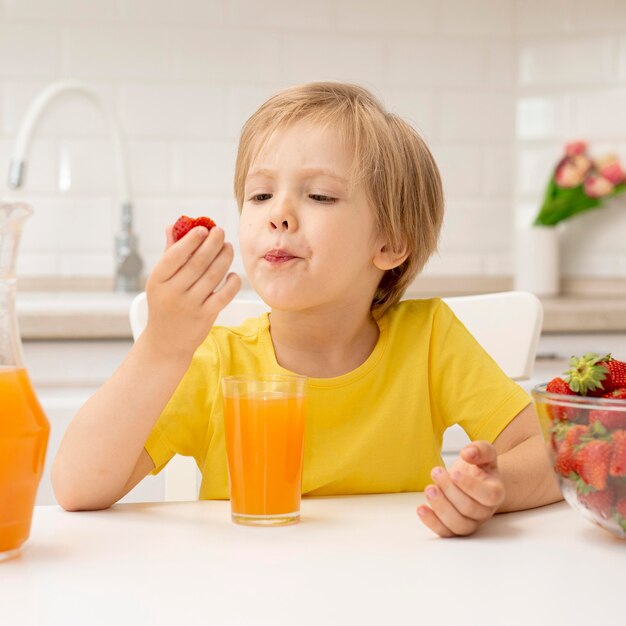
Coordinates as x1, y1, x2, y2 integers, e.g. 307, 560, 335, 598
222, 374, 306, 526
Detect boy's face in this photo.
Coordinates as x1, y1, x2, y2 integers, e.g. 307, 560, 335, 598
239, 120, 387, 313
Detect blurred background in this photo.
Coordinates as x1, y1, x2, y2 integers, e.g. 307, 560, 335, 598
1, 0, 626, 288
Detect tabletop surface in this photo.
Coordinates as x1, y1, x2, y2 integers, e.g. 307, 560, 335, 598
1, 493, 624, 626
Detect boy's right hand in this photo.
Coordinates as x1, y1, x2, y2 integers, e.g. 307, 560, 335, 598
143, 224, 241, 359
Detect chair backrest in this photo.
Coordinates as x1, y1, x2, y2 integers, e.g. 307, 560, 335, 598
129, 290, 543, 501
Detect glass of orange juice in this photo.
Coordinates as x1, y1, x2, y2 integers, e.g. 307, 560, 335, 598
222, 374, 306, 526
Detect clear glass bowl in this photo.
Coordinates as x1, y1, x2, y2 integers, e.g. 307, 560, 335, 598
532, 384, 626, 539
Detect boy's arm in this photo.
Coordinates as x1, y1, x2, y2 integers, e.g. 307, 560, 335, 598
52, 225, 240, 511
491, 403, 562, 513
417, 403, 562, 537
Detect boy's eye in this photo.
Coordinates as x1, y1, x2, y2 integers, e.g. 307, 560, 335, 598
309, 194, 336, 203
251, 193, 272, 202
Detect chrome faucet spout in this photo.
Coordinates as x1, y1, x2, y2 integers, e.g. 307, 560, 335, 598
7, 80, 143, 292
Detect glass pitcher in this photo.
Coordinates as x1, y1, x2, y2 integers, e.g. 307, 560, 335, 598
0, 202, 49, 561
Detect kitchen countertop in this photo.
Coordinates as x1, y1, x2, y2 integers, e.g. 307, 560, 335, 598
1, 495, 623, 626
15, 288, 626, 339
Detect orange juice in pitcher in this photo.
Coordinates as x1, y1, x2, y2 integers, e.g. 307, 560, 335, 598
0, 203, 50, 560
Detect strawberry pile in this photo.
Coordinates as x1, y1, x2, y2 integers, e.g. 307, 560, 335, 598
172, 215, 216, 242
545, 352, 626, 534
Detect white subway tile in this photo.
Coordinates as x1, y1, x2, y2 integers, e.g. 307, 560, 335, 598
440, 200, 513, 251
0, 138, 58, 193
120, 0, 223, 25
515, 200, 542, 229
617, 37, 626, 82
440, 0, 513, 37
59, 253, 113, 277
517, 145, 560, 197
513, 0, 571, 36
516, 97, 567, 140
172, 140, 238, 195
118, 85, 227, 138
0, 24, 58, 78
3, 81, 115, 136
4, 0, 117, 21
17, 196, 115, 252
430, 144, 483, 199
484, 251, 513, 275
63, 25, 174, 80
281, 33, 384, 86
483, 146, 515, 198
334, 0, 436, 33
519, 38, 616, 86
16, 253, 60, 277
387, 40, 489, 88
379, 89, 436, 140
572, 89, 626, 138
421, 252, 484, 275
226, 0, 332, 29
438, 92, 515, 142
489, 42, 517, 90
127, 140, 173, 195
570, 0, 626, 33
57, 139, 117, 195
226, 84, 291, 139
174, 28, 282, 84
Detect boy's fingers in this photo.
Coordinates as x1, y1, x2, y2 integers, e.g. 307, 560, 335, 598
461, 441, 498, 470
203, 272, 241, 311
430, 467, 491, 520
175, 227, 225, 287
152, 226, 210, 283
450, 471, 505, 509
421, 485, 479, 536
416, 505, 455, 538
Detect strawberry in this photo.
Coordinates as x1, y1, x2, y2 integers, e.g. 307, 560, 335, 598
545, 377, 578, 421
565, 352, 626, 396
172, 215, 216, 242
601, 358, 626, 393
609, 430, 626, 477
578, 486, 615, 519
553, 423, 587, 476
588, 389, 626, 431
575, 439, 612, 491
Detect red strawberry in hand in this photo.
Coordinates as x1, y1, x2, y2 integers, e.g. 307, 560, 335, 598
172, 215, 216, 242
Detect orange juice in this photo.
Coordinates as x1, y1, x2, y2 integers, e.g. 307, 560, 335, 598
0, 367, 49, 556
223, 380, 306, 525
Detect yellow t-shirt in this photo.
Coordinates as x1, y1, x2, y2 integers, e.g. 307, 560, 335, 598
144, 298, 531, 498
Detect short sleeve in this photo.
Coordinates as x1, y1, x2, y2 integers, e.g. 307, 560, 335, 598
429, 300, 531, 443
144, 336, 222, 475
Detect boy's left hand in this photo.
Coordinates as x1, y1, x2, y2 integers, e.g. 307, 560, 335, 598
416, 441, 505, 538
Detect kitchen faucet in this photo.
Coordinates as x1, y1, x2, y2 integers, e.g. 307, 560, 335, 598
7, 80, 144, 292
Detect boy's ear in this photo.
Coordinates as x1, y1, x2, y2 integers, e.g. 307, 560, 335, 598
373, 242, 409, 271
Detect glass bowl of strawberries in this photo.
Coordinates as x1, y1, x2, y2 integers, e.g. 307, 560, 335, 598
532, 352, 626, 539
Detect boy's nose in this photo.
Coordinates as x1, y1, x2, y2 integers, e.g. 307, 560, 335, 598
268, 200, 298, 232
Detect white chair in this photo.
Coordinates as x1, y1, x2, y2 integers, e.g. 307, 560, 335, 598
129, 290, 543, 500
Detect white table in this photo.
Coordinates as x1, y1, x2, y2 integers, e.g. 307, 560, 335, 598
1, 494, 623, 626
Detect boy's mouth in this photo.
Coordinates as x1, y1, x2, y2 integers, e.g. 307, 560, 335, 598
263, 248, 298, 264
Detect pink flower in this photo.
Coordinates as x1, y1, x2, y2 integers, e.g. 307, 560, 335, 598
597, 156, 625, 185
584, 175, 614, 198
555, 155, 589, 188
564, 140, 587, 157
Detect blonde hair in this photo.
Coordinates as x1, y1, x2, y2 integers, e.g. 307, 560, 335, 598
233, 82, 444, 314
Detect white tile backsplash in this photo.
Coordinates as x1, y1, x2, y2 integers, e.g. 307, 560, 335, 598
1, 0, 625, 281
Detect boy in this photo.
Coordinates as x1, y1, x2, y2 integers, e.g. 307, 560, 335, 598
52, 82, 562, 537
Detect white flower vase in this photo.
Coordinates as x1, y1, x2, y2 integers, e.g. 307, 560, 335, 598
514, 225, 560, 296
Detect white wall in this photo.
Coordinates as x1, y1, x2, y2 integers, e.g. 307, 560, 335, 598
0, 0, 624, 282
